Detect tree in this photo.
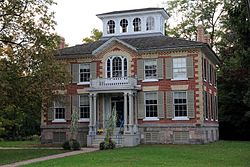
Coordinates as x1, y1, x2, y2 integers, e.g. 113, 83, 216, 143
165, 0, 225, 49
0, 0, 69, 139
82, 28, 102, 43
217, 0, 250, 140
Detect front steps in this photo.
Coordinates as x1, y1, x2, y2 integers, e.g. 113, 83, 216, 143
91, 134, 124, 147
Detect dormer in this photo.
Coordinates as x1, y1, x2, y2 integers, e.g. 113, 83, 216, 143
97, 8, 169, 37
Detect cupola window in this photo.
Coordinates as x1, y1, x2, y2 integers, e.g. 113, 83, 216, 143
133, 18, 141, 32
107, 20, 115, 34
120, 19, 128, 33
146, 16, 154, 31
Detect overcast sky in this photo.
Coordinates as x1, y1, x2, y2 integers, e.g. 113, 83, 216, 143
53, 0, 166, 46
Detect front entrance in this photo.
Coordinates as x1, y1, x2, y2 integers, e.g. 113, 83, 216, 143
111, 96, 124, 127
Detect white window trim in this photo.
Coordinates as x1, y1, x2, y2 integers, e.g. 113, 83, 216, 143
52, 119, 66, 123
143, 117, 159, 121
53, 102, 66, 122
79, 63, 90, 83
142, 79, 159, 82
173, 91, 188, 119
172, 58, 187, 80
172, 117, 189, 121
77, 82, 90, 85
106, 56, 128, 78
79, 95, 90, 121
144, 59, 157, 80
144, 92, 158, 119
78, 118, 90, 122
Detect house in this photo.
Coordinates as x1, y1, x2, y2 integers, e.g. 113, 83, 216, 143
41, 8, 220, 147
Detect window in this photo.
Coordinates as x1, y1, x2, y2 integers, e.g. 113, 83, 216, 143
173, 58, 187, 80
174, 92, 187, 118
204, 91, 209, 120
214, 68, 217, 87
203, 58, 207, 81
209, 64, 212, 84
146, 16, 154, 31
79, 64, 90, 82
106, 56, 127, 78
107, 20, 115, 34
214, 95, 218, 121
209, 93, 213, 120
79, 95, 90, 120
145, 92, 158, 118
133, 18, 141, 32
120, 19, 128, 33
144, 60, 157, 80
55, 108, 65, 120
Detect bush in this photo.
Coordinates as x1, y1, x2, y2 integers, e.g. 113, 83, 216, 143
99, 141, 105, 150
71, 139, 81, 150
62, 140, 71, 150
99, 139, 116, 150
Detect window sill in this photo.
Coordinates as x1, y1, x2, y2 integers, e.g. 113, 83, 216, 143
143, 117, 159, 121
142, 79, 159, 82
52, 119, 66, 123
78, 119, 90, 122
171, 78, 188, 81
172, 117, 189, 121
77, 82, 90, 85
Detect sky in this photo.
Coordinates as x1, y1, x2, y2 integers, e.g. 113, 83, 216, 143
53, 0, 166, 46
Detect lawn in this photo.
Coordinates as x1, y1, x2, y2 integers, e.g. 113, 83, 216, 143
0, 140, 40, 147
23, 141, 250, 167
0, 149, 68, 165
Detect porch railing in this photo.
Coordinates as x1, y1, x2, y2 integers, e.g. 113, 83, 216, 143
90, 77, 137, 90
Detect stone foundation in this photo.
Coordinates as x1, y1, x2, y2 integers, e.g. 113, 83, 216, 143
41, 124, 88, 146
139, 124, 219, 144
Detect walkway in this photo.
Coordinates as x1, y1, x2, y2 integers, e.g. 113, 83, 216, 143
0, 147, 98, 167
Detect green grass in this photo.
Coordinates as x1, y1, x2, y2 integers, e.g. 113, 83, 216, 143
0, 140, 40, 147
0, 149, 68, 165
24, 141, 250, 167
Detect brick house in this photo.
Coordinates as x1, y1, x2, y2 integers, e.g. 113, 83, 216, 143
41, 8, 220, 147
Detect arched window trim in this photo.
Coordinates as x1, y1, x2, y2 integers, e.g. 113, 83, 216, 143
106, 56, 128, 78
120, 19, 128, 33
107, 20, 115, 34
133, 17, 141, 32
146, 16, 155, 31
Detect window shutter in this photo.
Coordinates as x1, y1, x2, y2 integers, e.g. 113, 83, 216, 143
157, 58, 164, 79
158, 91, 165, 118
72, 64, 79, 83
187, 90, 195, 118
90, 62, 97, 79
138, 92, 145, 119
137, 59, 144, 80
65, 96, 71, 121
203, 91, 206, 120
166, 91, 173, 118
187, 56, 194, 78
48, 107, 54, 121
165, 58, 172, 79
72, 95, 79, 110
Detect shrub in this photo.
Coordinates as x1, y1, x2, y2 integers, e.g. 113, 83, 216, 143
71, 139, 81, 150
99, 141, 105, 150
62, 140, 71, 150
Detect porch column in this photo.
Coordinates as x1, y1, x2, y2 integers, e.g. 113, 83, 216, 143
88, 94, 93, 135
128, 92, 134, 134
93, 93, 97, 134
134, 93, 138, 133
123, 92, 128, 132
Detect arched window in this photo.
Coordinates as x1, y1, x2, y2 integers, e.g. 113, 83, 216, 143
107, 20, 115, 34
146, 17, 154, 31
120, 19, 128, 33
106, 56, 128, 78
133, 18, 141, 32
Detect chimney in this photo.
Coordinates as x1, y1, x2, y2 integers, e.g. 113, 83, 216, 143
197, 25, 204, 42
203, 34, 211, 45
59, 37, 65, 49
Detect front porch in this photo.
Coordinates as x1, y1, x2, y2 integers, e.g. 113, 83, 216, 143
87, 91, 140, 147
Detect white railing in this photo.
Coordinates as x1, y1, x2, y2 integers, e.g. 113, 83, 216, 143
90, 77, 137, 89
